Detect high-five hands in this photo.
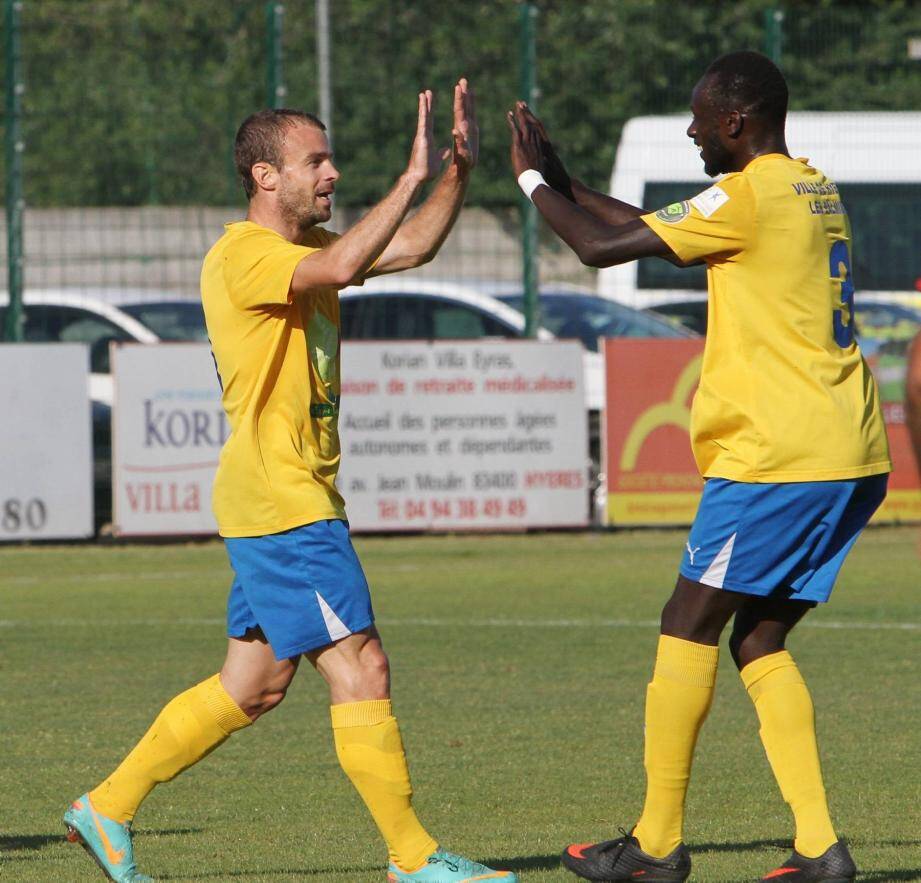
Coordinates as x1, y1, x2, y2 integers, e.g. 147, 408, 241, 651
518, 103, 574, 200
407, 90, 442, 184
451, 78, 478, 173
407, 79, 478, 185
507, 101, 544, 178
507, 101, 574, 200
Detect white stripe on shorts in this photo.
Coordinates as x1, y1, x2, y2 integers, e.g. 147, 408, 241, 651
700, 532, 737, 588
316, 591, 352, 641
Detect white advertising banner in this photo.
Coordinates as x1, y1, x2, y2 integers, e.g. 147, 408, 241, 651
112, 343, 222, 536
338, 340, 588, 531
0, 343, 93, 540
112, 339, 588, 536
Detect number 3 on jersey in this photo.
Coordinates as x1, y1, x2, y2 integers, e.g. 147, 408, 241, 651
830, 241, 855, 348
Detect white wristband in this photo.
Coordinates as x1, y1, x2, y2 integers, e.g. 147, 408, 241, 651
517, 169, 546, 201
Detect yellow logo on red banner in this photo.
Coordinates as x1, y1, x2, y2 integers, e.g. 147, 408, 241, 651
605, 340, 704, 525
603, 340, 919, 526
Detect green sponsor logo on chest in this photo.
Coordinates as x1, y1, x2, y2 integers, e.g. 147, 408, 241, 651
310, 392, 340, 419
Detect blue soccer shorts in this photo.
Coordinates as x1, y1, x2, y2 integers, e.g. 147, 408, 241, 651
224, 518, 374, 660
679, 474, 888, 603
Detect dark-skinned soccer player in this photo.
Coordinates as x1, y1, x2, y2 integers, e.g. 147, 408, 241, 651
508, 51, 889, 883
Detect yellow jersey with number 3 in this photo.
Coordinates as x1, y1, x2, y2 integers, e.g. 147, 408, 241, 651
642, 153, 890, 482
201, 221, 346, 537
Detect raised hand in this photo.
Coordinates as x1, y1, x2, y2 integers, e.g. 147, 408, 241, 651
406, 90, 443, 184
518, 103, 574, 201
507, 101, 544, 178
451, 78, 479, 173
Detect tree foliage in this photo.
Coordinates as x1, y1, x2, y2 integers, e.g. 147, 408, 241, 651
2, 0, 919, 208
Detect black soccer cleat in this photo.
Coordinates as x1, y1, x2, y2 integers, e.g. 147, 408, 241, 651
759, 839, 857, 881
561, 831, 691, 882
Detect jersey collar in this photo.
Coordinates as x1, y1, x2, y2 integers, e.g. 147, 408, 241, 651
743, 152, 794, 171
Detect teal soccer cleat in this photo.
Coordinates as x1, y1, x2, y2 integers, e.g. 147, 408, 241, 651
388, 848, 518, 882
63, 794, 153, 882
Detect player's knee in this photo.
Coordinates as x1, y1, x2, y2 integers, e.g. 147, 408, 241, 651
339, 646, 390, 701
729, 629, 785, 670
236, 685, 286, 720
358, 646, 390, 697
660, 597, 724, 645
234, 671, 296, 720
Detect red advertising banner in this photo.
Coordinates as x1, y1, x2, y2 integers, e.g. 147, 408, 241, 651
866, 351, 921, 523
604, 339, 921, 526
604, 340, 704, 525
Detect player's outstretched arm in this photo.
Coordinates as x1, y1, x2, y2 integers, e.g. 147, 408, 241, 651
517, 103, 642, 223
368, 78, 478, 275
290, 90, 441, 293
517, 103, 699, 267
508, 104, 674, 268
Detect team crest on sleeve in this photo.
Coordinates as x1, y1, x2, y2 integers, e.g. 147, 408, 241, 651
655, 201, 691, 224
690, 185, 730, 218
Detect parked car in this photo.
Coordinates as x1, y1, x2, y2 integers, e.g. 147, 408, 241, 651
118, 300, 208, 343
647, 296, 921, 357
0, 289, 160, 404
340, 279, 695, 411
490, 285, 690, 351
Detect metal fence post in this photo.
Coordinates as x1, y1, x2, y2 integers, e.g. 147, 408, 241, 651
266, 2, 286, 109
316, 0, 333, 147
4, 0, 25, 342
519, 2, 539, 338
764, 7, 784, 64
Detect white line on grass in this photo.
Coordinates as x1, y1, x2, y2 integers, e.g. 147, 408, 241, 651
1, 562, 422, 586
1, 570, 207, 585
0, 616, 917, 631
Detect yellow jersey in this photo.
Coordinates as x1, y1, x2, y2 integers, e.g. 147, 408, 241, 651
642, 153, 890, 482
201, 221, 346, 537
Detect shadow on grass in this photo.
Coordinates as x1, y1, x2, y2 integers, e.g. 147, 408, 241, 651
0, 827, 203, 854
859, 873, 921, 882
693, 838, 788, 853
0, 833, 67, 851
694, 836, 921, 851
486, 854, 560, 872
160, 868, 379, 880
133, 827, 204, 837
161, 856, 562, 879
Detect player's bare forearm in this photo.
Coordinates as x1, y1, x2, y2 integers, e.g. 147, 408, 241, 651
293, 174, 423, 291
571, 178, 643, 224
368, 164, 469, 275
569, 179, 698, 267
508, 103, 682, 269
292, 90, 441, 293
370, 77, 478, 275
531, 182, 673, 267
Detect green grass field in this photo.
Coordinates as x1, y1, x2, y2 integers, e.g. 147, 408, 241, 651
2, 528, 919, 882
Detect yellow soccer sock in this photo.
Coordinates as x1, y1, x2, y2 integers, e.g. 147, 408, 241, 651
331, 699, 438, 872
90, 673, 252, 823
633, 635, 719, 858
741, 651, 837, 858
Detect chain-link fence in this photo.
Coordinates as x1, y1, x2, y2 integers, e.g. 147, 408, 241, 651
2, 0, 920, 529
3, 1, 921, 317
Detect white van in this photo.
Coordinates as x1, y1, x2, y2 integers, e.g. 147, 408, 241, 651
597, 112, 921, 311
